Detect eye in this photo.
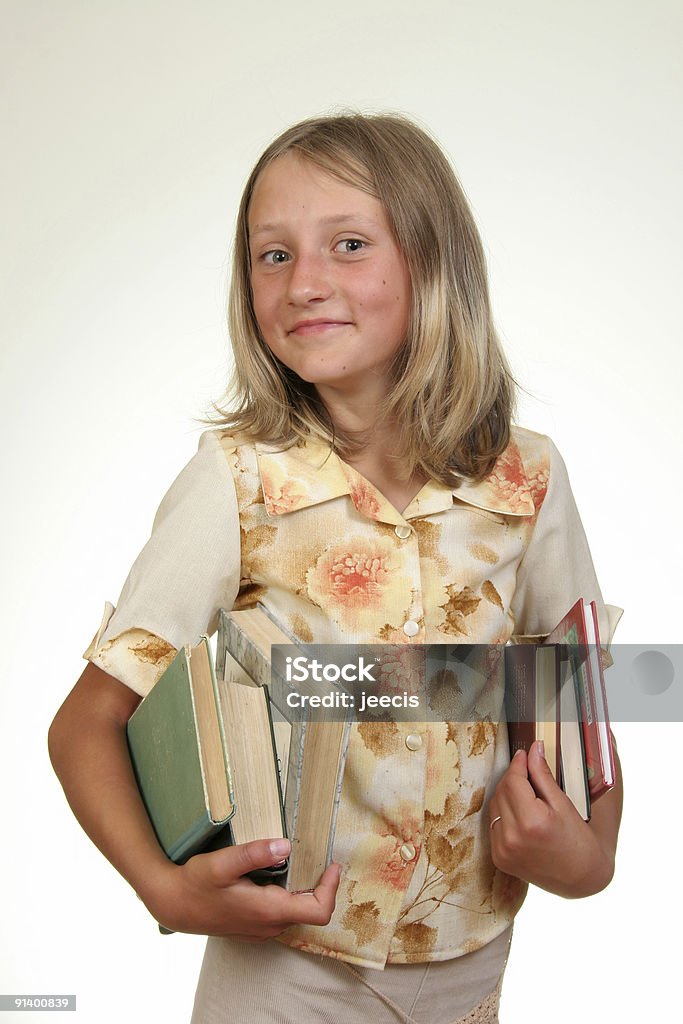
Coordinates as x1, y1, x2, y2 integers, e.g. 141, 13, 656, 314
334, 238, 365, 254
261, 249, 290, 265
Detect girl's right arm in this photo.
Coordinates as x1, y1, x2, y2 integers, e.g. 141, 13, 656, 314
48, 662, 340, 938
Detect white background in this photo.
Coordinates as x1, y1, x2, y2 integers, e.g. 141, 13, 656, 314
1, 1, 681, 1021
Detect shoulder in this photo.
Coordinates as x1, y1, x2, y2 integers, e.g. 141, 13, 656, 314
195, 429, 261, 476
505, 426, 560, 516
506, 426, 576, 518
150, 429, 252, 526
197, 428, 255, 456
508, 424, 553, 467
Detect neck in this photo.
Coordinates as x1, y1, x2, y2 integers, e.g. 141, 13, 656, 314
345, 446, 428, 514
314, 378, 389, 438
313, 382, 428, 504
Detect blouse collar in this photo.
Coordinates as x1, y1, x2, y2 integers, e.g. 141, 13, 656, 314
255, 435, 536, 523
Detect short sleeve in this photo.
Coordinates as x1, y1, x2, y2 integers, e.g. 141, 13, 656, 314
83, 430, 241, 696
509, 438, 622, 646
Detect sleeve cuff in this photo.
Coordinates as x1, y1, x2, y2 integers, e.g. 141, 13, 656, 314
600, 603, 623, 669
83, 602, 177, 698
509, 602, 623, 669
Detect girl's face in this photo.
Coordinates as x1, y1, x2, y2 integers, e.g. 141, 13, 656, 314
248, 152, 411, 402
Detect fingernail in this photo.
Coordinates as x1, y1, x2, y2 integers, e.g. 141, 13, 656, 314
269, 838, 291, 859
513, 748, 525, 759
536, 740, 545, 758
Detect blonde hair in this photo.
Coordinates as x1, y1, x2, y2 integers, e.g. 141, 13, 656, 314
214, 112, 515, 483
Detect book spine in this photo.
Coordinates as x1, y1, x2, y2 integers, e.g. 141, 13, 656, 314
168, 815, 229, 864
204, 637, 236, 815
571, 650, 607, 797
549, 610, 606, 797
262, 684, 289, 841
324, 720, 352, 869
504, 644, 539, 756
558, 656, 591, 820
586, 602, 615, 795
504, 644, 561, 778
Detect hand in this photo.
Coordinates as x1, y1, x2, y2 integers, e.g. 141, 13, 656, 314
144, 838, 342, 940
488, 743, 615, 898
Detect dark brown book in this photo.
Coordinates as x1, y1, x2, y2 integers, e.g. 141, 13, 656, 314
505, 643, 561, 780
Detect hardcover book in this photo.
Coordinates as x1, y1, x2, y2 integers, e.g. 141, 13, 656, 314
126, 638, 235, 864
546, 599, 615, 799
217, 662, 287, 851
505, 643, 562, 781
505, 641, 591, 819
127, 637, 286, 866
557, 658, 591, 820
217, 606, 352, 893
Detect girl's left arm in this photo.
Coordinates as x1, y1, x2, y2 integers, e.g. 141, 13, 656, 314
489, 738, 623, 898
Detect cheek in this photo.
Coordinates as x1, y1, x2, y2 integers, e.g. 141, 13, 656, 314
374, 281, 410, 336
374, 257, 411, 321
250, 283, 275, 337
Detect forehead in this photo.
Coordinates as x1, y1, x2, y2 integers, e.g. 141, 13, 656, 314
248, 152, 388, 236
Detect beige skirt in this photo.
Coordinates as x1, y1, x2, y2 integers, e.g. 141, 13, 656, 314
191, 925, 512, 1024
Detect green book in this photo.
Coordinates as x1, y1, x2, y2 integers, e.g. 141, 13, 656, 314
126, 638, 235, 864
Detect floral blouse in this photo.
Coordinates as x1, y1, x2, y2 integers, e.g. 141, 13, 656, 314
85, 426, 619, 969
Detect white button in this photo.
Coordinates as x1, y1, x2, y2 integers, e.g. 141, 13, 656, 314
403, 620, 420, 637
400, 843, 417, 862
405, 733, 422, 751
394, 524, 411, 540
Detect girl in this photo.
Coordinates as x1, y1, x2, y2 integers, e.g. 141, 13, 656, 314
49, 113, 622, 1024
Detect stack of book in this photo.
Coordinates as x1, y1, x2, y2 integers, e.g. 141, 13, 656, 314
505, 598, 616, 820
126, 607, 351, 895
216, 607, 352, 893
127, 596, 615, 916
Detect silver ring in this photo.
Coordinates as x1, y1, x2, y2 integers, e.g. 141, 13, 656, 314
489, 815, 503, 831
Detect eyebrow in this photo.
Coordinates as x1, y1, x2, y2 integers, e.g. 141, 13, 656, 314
249, 213, 379, 238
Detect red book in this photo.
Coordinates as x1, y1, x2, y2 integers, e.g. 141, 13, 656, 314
546, 599, 615, 800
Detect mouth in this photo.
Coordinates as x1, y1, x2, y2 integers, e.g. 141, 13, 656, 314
288, 319, 351, 336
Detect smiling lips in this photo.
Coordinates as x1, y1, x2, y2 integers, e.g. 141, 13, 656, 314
288, 318, 352, 335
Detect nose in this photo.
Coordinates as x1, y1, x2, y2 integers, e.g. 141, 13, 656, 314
286, 250, 334, 305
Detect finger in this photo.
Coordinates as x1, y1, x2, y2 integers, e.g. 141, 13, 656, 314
207, 837, 292, 884
497, 748, 537, 809
287, 862, 342, 926
526, 741, 565, 808
488, 812, 503, 839
314, 861, 343, 904
506, 748, 529, 776
493, 755, 544, 827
